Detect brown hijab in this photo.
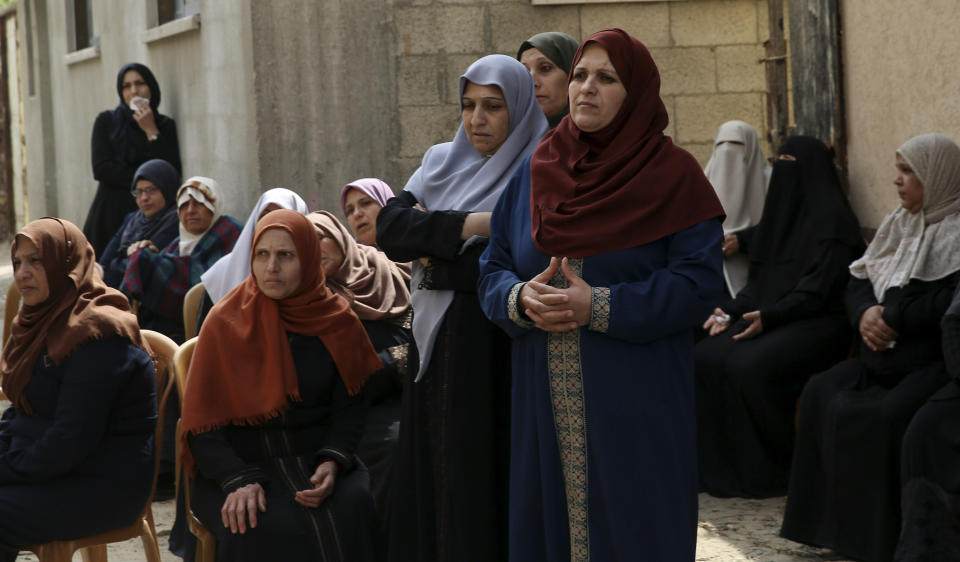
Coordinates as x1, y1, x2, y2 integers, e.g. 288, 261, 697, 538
181, 210, 382, 471
530, 28, 723, 257
307, 211, 411, 321
1, 218, 144, 415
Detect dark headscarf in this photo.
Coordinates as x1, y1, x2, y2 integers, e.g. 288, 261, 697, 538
118, 159, 181, 250
109, 63, 164, 165
530, 28, 724, 258
517, 32, 580, 128
1, 218, 145, 415
746, 136, 864, 305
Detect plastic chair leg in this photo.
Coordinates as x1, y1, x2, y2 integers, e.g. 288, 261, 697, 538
79, 544, 108, 562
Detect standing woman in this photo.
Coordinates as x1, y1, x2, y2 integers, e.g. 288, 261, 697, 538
0, 219, 156, 561
781, 133, 960, 562
340, 178, 395, 247
377, 54, 547, 562
182, 210, 384, 562
703, 120, 770, 297
517, 31, 580, 128
478, 29, 724, 561
84, 63, 181, 257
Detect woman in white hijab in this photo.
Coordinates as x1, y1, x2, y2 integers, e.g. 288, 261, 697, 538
782, 133, 960, 562
704, 120, 770, 297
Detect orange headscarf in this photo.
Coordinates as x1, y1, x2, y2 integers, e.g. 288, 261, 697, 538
181, 210, 382, 472
1, 218, 144, 415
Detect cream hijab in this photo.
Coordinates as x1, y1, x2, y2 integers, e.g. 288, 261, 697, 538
176, 176, 224, 256
850, 133, 960, 301
704, 121, 770, 296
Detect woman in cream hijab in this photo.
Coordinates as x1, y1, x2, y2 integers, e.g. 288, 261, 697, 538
782, 133, 960, 562
704, 120, 770, 297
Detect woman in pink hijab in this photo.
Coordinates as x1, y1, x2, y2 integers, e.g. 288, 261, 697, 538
340, 178, 395, 246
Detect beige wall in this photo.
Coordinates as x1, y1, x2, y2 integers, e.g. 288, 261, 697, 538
842, 0, 960, 228
394, 0, 773, 185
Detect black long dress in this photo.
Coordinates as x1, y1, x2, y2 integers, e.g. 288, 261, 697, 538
894, 286, 960, 561
696, 136, 864, 498
781, 273, 958, 562
188, 333, 379, 562
84, 63, 181, 258
377, 191, 512, 562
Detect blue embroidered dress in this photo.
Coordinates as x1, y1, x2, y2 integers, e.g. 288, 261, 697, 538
478, 161, 723, 561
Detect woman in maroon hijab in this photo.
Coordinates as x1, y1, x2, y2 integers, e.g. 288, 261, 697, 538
479, 29, 724, 561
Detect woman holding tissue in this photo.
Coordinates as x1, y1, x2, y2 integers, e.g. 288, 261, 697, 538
84, 62, 181, 257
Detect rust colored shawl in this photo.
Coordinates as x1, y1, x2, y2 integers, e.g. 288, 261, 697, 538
181, 210, 382, 470
307, 211, 411, 321
530, 28, 723, 257
1, 218, 144, 414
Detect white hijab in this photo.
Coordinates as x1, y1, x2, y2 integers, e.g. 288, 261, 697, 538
200, 187, 309, 303
850, 133, 960, 301
704, 121, 770, 296
176, 176, 224, 256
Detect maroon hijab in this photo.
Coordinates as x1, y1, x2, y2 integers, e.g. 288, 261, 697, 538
530, 29, 723, 257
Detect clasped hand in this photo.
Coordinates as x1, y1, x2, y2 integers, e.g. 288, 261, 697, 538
702, 308, 764, 340
859, 305, 897, 352
520, 257, 591, 332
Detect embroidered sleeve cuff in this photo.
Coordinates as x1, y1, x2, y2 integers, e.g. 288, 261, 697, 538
314, 447, 355, 473
589, 286, 611, 333
508, 282, 535, 328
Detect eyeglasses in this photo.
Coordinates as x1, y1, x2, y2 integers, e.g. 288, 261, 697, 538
131, 185, 159, 198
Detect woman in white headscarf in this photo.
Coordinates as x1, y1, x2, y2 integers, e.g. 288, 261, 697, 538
781, 133, 960, 562
704, 120, 770, 297
376, 54, 547, 562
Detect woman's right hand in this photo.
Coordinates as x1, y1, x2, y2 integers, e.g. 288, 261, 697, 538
722, 234, 739, 257
703, 307, 731, 336
521, 258, 579, 332
859, 305, 898, 351
131, 98, 159, 139
221, 483, 267, 535
126, 240, 159, 256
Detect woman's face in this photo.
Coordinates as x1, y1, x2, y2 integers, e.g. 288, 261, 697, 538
895, 153, 924, 214
179, 196, 214, 235
121, 70, 151, 106
343, 188, 382, 246
132, 178, 166, 218
252, 229, 302, 300
520, 47, 569, 119
318, 234, 345, 278
462, 82, 510, 156
13, 237, 50, 307
568, 44, 628, 133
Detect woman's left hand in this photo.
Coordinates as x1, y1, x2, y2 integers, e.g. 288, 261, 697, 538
132, 98, 159, 139
294, 460, 337, 508
524, 258, 591, 331
126, 240, 159, 256
732, 310, 763, 341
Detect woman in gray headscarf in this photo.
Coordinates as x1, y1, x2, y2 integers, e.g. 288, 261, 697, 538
377, 54, 547, 562
782, 133, 960, 562
517, 31, 579, 128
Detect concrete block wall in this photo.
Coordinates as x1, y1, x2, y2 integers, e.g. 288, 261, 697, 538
393, 0, 772, 185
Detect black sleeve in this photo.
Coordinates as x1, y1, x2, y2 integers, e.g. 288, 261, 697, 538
845, 275, 878, 329
420, 240, 488, 293
312, 371, 367, 473
376, 191, 469, 262
361, 314, 415, 404
91, 112, 138, 190
943, 313, 960, 379
882, 273, 959, 336
188, 430, 267, 493
146, 117, 181, 174
99, 213, 131, 288
195, 291, 214, 335
719, 276, 758, 319
759, 240, 858, 330
735, 224, 759, 255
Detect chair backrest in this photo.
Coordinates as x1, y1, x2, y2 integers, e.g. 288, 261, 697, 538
140, 329, 178, 503
174, 337, 198, 405
183, 283, 205, 341
3, 282, 20, 345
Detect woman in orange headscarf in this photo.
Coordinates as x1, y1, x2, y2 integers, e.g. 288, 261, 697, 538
0, 218, 156, 561
182, 210, 384, 562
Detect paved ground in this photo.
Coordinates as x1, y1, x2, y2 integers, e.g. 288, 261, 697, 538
0, 241, 823, 561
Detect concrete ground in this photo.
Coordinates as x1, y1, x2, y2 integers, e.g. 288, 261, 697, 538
0, 242, 820, 561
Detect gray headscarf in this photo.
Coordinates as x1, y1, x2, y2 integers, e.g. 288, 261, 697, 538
517, 31, 579, 128
405, 54, 548, 381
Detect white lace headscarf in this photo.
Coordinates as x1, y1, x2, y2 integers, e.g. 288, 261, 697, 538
850, 133, 960, 301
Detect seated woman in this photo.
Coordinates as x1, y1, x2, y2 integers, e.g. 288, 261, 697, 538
895, 285, 960, 561
696, 136, 864, 499
703, 120, 770, 297
781, 133, 960, 562
340, 178, 395, 247
121, 176, 241, 343
0, 218, 156, 561
307, 211, 414, 518
516, 31, 579, 128
181, 210, 384, 562
99, 159, 181, 288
